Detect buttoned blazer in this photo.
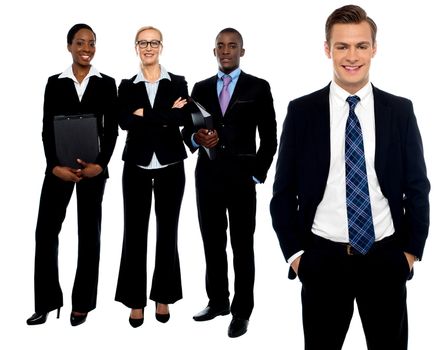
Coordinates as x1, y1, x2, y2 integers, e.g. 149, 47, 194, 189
270, 83, 430, 275
182, 71, 277, 183
118, 73, 190, 166
42, 73, 118, 175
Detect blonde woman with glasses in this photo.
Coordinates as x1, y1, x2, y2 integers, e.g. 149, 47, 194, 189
114, 26, 190, 328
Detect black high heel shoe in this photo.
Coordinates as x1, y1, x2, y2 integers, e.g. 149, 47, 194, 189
129, 308, 144, 328
26, 308, 60, 325
155, 302, 170, 323
70, 311, 88, 327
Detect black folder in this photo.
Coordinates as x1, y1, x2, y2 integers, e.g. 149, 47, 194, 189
53, 113, 100, 168
191, 101, 216, 160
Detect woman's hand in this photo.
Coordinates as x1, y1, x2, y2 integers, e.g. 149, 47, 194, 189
52, 166, 82, 182
76, 159, 103, 178
172, 97, 187, 109
133, 108, 144, 117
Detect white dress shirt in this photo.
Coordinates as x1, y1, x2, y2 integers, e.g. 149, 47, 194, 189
312, 81, 394, 243
288, 81, 395, 264
58, 65, 102, 101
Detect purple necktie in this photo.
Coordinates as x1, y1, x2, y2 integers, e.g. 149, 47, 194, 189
219, 75, 232, 115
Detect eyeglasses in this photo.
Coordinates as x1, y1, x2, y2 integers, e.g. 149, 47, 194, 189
136, 40, 162, 49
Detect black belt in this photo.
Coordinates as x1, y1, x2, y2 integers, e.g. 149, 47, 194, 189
310, 234, 397, 256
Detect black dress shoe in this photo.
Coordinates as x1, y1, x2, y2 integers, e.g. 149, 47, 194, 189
193, 305, 230, 321
155, 302, 170, 323
70, 312, 87, 326
228, 317, 249, 338
129, 308, 144, 328
27, 308, 60, 326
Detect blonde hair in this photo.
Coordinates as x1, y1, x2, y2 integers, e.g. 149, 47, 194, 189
135, 26, 163, 43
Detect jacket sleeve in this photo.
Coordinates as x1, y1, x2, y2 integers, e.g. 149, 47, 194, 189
118, 77, 191, 131
41, 77, 59, 172
95, 76, 118, 169
270, 101, 302, 277
254, 79, 277, 182
401, 100, 430, 259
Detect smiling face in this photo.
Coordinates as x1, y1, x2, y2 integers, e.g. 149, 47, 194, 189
214, 31, 245, 74
68, 28, 96, 67
324, 21, 376, 94
135, 28, 162, 67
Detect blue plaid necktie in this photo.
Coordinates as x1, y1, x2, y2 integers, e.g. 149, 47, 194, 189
345, 95, 375, 255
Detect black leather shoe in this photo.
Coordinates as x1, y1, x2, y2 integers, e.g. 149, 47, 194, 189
193, 305, 230, 321
129, 308, 144, 328
27, 308, 60, 326
155, 302, 170, 323
228, 317, 249, 338
70, 312, 87, 326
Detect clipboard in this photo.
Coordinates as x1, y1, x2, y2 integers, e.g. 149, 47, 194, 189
53, 113, 100, 168
191, 100, 216, 160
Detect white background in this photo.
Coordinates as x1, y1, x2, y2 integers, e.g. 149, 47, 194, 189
1, 0, 439, 349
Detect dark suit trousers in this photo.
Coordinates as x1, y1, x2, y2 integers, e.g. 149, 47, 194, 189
115, 162, 184, 308
298, 235, 410, 350
195, 157, 256, 319
33, 173, 106, 313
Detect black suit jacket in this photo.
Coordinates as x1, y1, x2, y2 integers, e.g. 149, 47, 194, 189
271, 83, 430, 277
118, 73, 190, 166
182, 71, 277, 182
42, 73, 118, 175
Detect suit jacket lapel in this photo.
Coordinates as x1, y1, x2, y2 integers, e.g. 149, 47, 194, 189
372, 85, 391, 185
81, 75, 98, 105
206, 75, 222, 116
228, 71, 246, 108
314, 85, 332, 190
223, 71, 250, 117
154, 79, 172, 109
132, 78, 153, 109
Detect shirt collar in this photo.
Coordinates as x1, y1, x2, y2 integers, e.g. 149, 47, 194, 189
134, 65, 171, 84
217, 67, 241, 81
330, 81, 373, 108
58, 65, 102, 81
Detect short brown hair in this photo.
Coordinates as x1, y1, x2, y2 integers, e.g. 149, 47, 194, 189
325, 5, 377, 44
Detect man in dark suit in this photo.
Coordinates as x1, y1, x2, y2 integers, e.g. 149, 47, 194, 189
182, 28, 277, 338
270, 5, 430, 349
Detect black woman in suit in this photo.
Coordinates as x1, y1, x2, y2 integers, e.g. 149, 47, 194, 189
182, 28, 277, 338
27, 23, 118, 326
271, 5, 430, 349
114, 26, 190, 327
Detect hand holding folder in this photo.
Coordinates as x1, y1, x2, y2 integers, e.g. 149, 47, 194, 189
191, 101, 216, 160
53, 113, 100, 169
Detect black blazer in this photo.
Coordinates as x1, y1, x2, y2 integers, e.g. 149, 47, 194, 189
118, 73, 190, 166
182, 71, 277, 183
271, 84, 430, 272
42, 73, 118, 174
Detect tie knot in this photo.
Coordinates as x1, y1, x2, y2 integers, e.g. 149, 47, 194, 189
222, 75, 232, 86
346, 95, 360, 111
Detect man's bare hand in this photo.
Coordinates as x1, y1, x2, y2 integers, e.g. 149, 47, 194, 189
194, 129, 219, 148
